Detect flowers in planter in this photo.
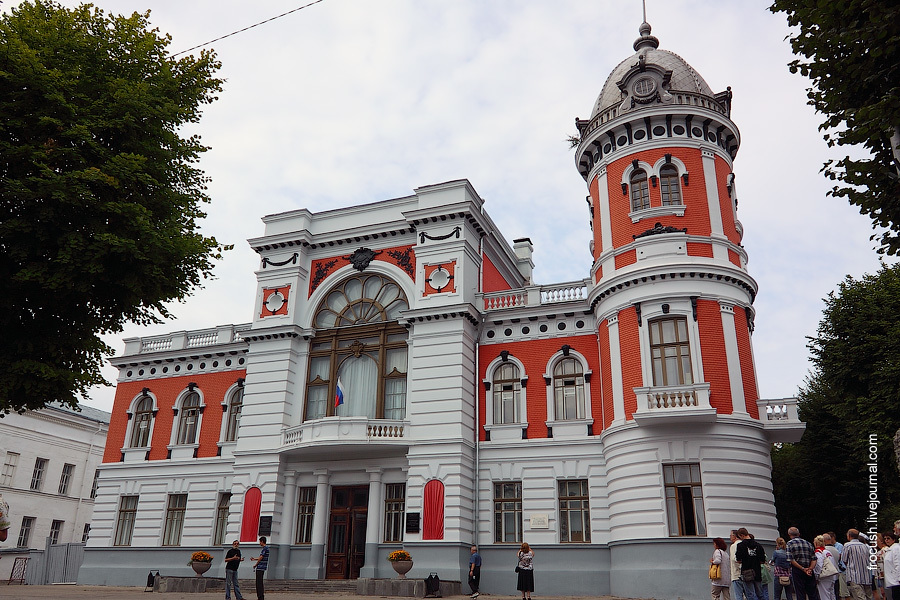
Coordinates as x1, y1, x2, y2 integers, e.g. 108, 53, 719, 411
188, 551, 214, 565
388, 550, 412, 562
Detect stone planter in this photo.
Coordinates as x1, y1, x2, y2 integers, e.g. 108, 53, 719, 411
390, 560, 413, 579
191, 561, 212, 577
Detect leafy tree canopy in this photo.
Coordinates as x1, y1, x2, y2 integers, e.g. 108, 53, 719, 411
772, 264, 900, 536
0, 1, 227, 415
770, 0, 900, 255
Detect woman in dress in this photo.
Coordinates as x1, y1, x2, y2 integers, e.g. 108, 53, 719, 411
516, 542, 534, 600
772, 537, 794, 600
814, 534, 838, 600
710, 537, 731, 600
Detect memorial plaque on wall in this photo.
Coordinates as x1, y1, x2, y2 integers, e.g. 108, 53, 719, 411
258, 516, 273, 537
406, 512, 420, 533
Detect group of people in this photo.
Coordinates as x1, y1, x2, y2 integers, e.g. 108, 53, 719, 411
467, 542, 534, 600
711, 522, 900, 600
222, 536, 269, 600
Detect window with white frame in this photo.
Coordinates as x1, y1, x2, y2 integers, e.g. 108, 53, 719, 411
162, 493, 188, 546
30, 457, 47, 491
663, 463, 707, 536
176, 391, 201, 445
130, 394, 154, 448
49, 519, 64, 544
660, 164, 682, 205
630, 169, 650, 211
224, 386, 243, 442
58, 463, 75, 495
649, 316, 693, 386
492, 363, 522, 424
213, 492, 231, 545
1, 452, 19, 486
114, 495, 139, 546
552, 358, 586, 420
383, 483, 405, 542
295, 487, 316, 544
90, 469, 100, 499
493, 481, 523, 543
558, 480, 590, 542
17, 516, 35, 547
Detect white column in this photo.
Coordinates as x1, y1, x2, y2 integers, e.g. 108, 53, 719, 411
606, 314, 625, 424
304, 469, 329, 578
719, 302, 747, 414
360, 468, 383, 578
281, 471, 298, 546
597, 167, 616, 277
702, 148, 728, 260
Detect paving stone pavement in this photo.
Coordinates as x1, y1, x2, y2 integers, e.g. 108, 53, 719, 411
0, 586, 647, 600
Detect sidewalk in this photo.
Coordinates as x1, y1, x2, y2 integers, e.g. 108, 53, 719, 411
0, 586, 642, 600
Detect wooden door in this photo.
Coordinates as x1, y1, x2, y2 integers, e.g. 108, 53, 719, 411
326, 486, 369, 579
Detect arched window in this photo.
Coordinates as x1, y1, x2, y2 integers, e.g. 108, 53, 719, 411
130, 395, 154, 448
306, 273, 409, 421
630, 169, 650, 211
492, 363, 521, 424
553, 358, 585, 420
660, 164, 682, 206
176, 391, 201, 445
649, 317, 693, 386
224, 386, 243, 442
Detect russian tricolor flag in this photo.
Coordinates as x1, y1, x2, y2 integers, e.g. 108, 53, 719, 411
334, 378, 345, 408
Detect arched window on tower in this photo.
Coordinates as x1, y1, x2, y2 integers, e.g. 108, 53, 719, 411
129, 394, 154, 448
630, 169, 650, 211
492, 363, 521, 424
305, 273, 409, 421
660, 164, 682, 206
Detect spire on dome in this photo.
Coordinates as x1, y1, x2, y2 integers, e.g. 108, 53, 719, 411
633, 1, 659, 51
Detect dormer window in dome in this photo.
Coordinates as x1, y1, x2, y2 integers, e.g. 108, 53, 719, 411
630, 169, 651, 212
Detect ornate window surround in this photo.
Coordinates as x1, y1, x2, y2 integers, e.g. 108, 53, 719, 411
483, 354, 528, 440
543, 349, 593, 437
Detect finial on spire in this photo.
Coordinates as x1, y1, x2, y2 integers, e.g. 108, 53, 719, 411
633, 0, 659, 51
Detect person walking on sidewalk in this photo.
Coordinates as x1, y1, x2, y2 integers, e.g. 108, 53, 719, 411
250, 536, 269, 600
224, 540, 244, 600
469, 545, 482, 598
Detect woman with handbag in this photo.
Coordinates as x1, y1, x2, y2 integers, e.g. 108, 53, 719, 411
711, 537, 732, 600
516, 542, 534, 600
815, 535, 839, 600
772, 537, 795, 600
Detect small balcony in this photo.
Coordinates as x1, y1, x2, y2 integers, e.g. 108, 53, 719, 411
632, 382, 716, 424
281, 417, 410, 456
479, 279, 590, 312
757, 397, 805, 442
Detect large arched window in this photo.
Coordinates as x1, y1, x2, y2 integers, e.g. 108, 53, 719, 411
660, 164, 682, 206
224, 386, 243, 442
552, 358, 585, 420
130, 394, 154, 448
492, 363, 521, 424
176, 391, 201, 445
305, 273, 409, 421
630, 169, 650, 211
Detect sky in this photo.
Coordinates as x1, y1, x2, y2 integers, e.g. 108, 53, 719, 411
23, 0, 891, 413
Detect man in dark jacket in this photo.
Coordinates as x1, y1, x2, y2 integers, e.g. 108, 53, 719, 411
735, 528, 767, 600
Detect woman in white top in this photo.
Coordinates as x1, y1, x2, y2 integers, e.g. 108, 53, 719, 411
814, 535, 838, 600
516, 542, 534, 600
710, 537, 732, 600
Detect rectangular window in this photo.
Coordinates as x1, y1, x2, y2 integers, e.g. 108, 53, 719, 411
58, 463, 75, 495
663, 463, 707, 536
213, 492, 231, 546
90, 469, 100, 499
558, 479, 591, 542
30, 457, 47, 491
1, 452, 19, 486
82, 523, 91, 543
383, 483, 405, 543
493, 482, 523, 543
114, 496, 139, 546
295, 487, 316, 544
17, 516, 35, 548
649, 317, 693, 386
49, 519, 64, 545
162, 494, 188, 546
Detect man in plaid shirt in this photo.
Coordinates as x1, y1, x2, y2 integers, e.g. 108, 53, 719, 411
787, 527, 819, 600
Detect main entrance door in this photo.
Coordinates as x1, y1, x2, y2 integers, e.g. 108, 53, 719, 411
326, 486, 369, 579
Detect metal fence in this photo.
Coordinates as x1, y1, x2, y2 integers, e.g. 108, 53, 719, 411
25, 541, 84, 585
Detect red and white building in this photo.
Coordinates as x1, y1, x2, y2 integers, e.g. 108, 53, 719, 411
81, 21, 803, 600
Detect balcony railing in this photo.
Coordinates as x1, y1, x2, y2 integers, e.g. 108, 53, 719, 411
124, 324, 251, 356
756, 397, 804, 442
281, 417, 409, 448
632, 383, 715, 424
480, 279, 590, 311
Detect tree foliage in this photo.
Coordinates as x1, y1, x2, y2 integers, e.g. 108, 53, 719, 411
772, 264, 900, 536
770, 0, 900, 255
0, 1, 227, 415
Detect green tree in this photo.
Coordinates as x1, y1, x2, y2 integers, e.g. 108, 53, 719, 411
769, 1, 900, 255
772, 264, 900, 535
0, 1, 227, 415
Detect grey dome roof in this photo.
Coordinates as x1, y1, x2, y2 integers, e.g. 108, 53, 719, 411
590, 23, 715, 118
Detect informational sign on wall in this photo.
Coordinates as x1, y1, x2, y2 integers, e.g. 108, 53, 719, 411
406, 512, 421, 533
258, 516, 273, 537
530, 514, 549, 529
